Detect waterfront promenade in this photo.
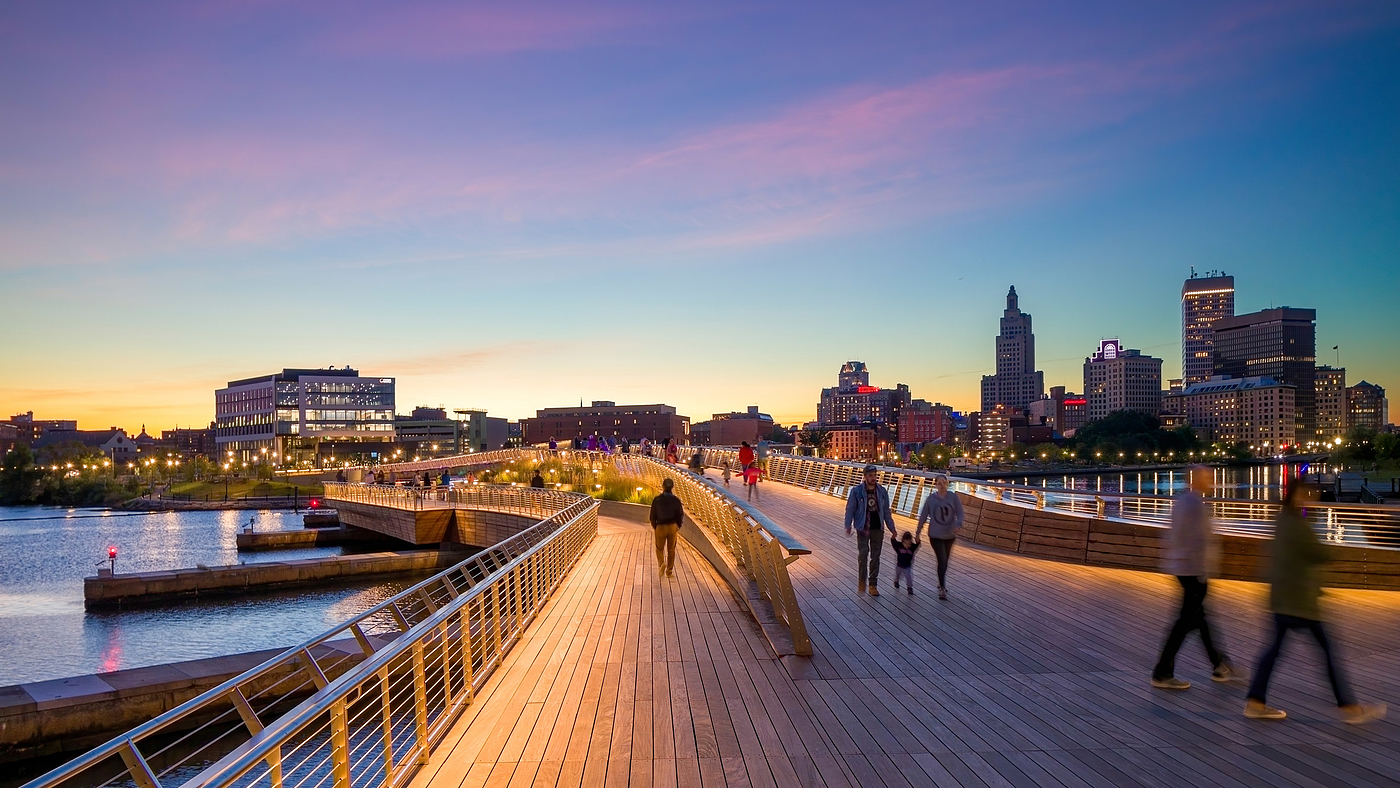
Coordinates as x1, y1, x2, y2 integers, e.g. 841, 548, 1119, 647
408, 478, 1400, 788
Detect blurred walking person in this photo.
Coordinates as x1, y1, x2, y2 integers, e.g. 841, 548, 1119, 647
1243, 481, 1385, 723
1152, 466, 1232, 690
649, 477, 684, 578
738, 441, 755, 470
915, 474, 964, 600
844, 465, 897, 596
743, 462, 761, 501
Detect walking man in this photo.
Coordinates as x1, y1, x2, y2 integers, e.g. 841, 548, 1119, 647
649, 477, 684, 578
845, 464, 897, 596
1152, 465, 1233, 689
1243, 481, 1385, 722
915, 474, 964, 600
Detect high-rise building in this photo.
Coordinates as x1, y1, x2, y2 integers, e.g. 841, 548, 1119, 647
1347, 382, 1389, 432
1211, 307, 1316, 438
1181, 272, 1235, 386
214, 367, 396, 465
1082, 339, 1164, 422
817, 362, 910, 426
1163, 376, 1296, 449
1314, 366, 1347, 442
968, 408, 1012, 456
980, 286, 1044, 412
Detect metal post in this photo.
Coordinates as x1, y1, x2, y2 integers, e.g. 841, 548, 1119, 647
412, 641, 430, 764
377, 667, 395, 782
330, 699, 351, 788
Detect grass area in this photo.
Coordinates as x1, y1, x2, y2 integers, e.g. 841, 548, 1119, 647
167, 479, 323, 500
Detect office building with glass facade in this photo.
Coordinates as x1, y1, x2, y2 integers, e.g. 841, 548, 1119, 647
1181, 273, 1235, 386
214, 367, 395, 465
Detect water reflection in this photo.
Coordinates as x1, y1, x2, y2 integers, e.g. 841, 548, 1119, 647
0, 506, 419, 685
988, 463, 1324, 501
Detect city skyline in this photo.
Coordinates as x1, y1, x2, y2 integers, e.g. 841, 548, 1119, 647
2, 1, 1398, 430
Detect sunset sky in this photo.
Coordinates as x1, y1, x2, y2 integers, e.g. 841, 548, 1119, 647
2, 1, 1398, 430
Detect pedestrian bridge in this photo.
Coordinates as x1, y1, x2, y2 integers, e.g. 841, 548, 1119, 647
24, 452, 1400, 788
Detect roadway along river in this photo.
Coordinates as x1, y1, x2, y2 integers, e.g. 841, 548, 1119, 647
0, 506, 424, 686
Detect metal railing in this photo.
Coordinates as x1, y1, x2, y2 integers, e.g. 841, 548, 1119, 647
692, 448, 1400, 549
24, 488, 598, 788
612, 453, 812, 655
322, 482, 584, 518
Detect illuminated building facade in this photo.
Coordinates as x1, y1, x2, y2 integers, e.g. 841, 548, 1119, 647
1181, 272, 1235, 386
214, 367, 396, 465
1083, 339, 1163, 421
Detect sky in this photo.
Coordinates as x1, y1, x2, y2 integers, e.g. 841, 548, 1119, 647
1, 0, 1398, 430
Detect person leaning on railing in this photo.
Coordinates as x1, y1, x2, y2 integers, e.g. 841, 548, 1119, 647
650, 477, 684, 579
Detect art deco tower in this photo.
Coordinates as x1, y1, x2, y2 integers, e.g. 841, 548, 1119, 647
980, 286, 1044, 412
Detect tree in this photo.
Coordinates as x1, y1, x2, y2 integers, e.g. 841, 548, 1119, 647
1071, 410, 1204, 462
765, 426, 794, 444
798, 428, 831, 458
0, 444, 44, 504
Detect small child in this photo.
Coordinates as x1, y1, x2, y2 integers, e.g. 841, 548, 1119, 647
722, 461, 732, 486
891, 531, 920, 594
743, 463, 761, 501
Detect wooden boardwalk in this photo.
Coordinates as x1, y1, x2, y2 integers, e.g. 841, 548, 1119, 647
413, 483, 1400, 788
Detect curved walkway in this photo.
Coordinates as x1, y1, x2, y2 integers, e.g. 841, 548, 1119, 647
414, 481, 1400, 788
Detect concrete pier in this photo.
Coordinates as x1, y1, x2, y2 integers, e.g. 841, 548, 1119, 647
234, 525, 395, 551
83, 550, 469, 608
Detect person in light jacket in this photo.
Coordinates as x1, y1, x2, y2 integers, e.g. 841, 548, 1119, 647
915, 474, 964, 600
1151, 466, 1232, 690
845, 465, 897, 596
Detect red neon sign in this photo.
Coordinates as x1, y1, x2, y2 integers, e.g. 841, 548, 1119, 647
856, 386, 879, 394
1063, 399, 1087, 406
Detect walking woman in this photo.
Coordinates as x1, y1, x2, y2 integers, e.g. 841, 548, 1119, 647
915, 474, 964, 600
1244, 481, 1385, 723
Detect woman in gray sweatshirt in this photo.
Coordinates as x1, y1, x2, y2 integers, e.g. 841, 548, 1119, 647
916, 475, 964, 600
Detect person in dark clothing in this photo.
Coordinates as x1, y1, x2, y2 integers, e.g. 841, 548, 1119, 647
891, 531, 920, 594
688, 450, 705, 476
649, 477, 684, 578
844, 464, 897, 596
1244, 481, 1385, 723
530, 470, 546, 488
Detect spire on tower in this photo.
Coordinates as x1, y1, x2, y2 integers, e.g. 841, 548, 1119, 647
1007, 285, 1018, 312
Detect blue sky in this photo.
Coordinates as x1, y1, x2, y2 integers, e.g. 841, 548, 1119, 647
1, 0, 1397, 428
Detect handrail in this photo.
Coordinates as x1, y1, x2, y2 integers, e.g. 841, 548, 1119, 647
178, 500, 597, 788
690, 447, 1400, 548
23, 486, 597, 788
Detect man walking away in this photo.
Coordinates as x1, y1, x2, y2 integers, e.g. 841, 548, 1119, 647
845, 465, 897, 596
915, 474, 964, 600
530, 469, 546, 488
1244, 481, 1385, 723
738, 441, 755, 470
1152, 466, 1232, 690
649, 477, 684, 578
689, 450, 705, 476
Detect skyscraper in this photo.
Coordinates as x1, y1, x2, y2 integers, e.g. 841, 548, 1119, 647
1212, 307, 1316, 440
1314, 366, 1347, 442
1181, 272, 1235, 386
980, 286, 1044, 412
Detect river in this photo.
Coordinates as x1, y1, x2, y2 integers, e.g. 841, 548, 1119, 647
0, 507, 424, 686
983, 462, 1329, 500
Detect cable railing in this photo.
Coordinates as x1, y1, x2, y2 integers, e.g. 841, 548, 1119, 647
322, 481, 585, 518
689, 447, 1400, 549
24, 488, 597, 788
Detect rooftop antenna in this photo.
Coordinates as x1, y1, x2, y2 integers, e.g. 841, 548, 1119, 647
1189, 265, 1196, 278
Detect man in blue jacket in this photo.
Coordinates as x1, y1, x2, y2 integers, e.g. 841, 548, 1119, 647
845, 464, 898, 596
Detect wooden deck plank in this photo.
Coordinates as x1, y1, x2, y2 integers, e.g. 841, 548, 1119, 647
408, 481, 1400, 788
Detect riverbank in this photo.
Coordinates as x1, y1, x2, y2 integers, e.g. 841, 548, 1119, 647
84, 549, 469, 608
118, 496, 308, 511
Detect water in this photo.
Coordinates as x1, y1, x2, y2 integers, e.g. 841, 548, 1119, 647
984, 463, 1326, 500
0, 507, 424, 686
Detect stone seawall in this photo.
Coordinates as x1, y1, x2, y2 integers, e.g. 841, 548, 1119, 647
83, 550, 467, 608
234, 525, 397, 551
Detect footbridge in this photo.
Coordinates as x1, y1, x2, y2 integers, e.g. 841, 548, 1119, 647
23, 452, 1400, 788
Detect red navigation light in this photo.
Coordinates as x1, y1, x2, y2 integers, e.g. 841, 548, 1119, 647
108, 546, 117, 559
309, 498, 321, 509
